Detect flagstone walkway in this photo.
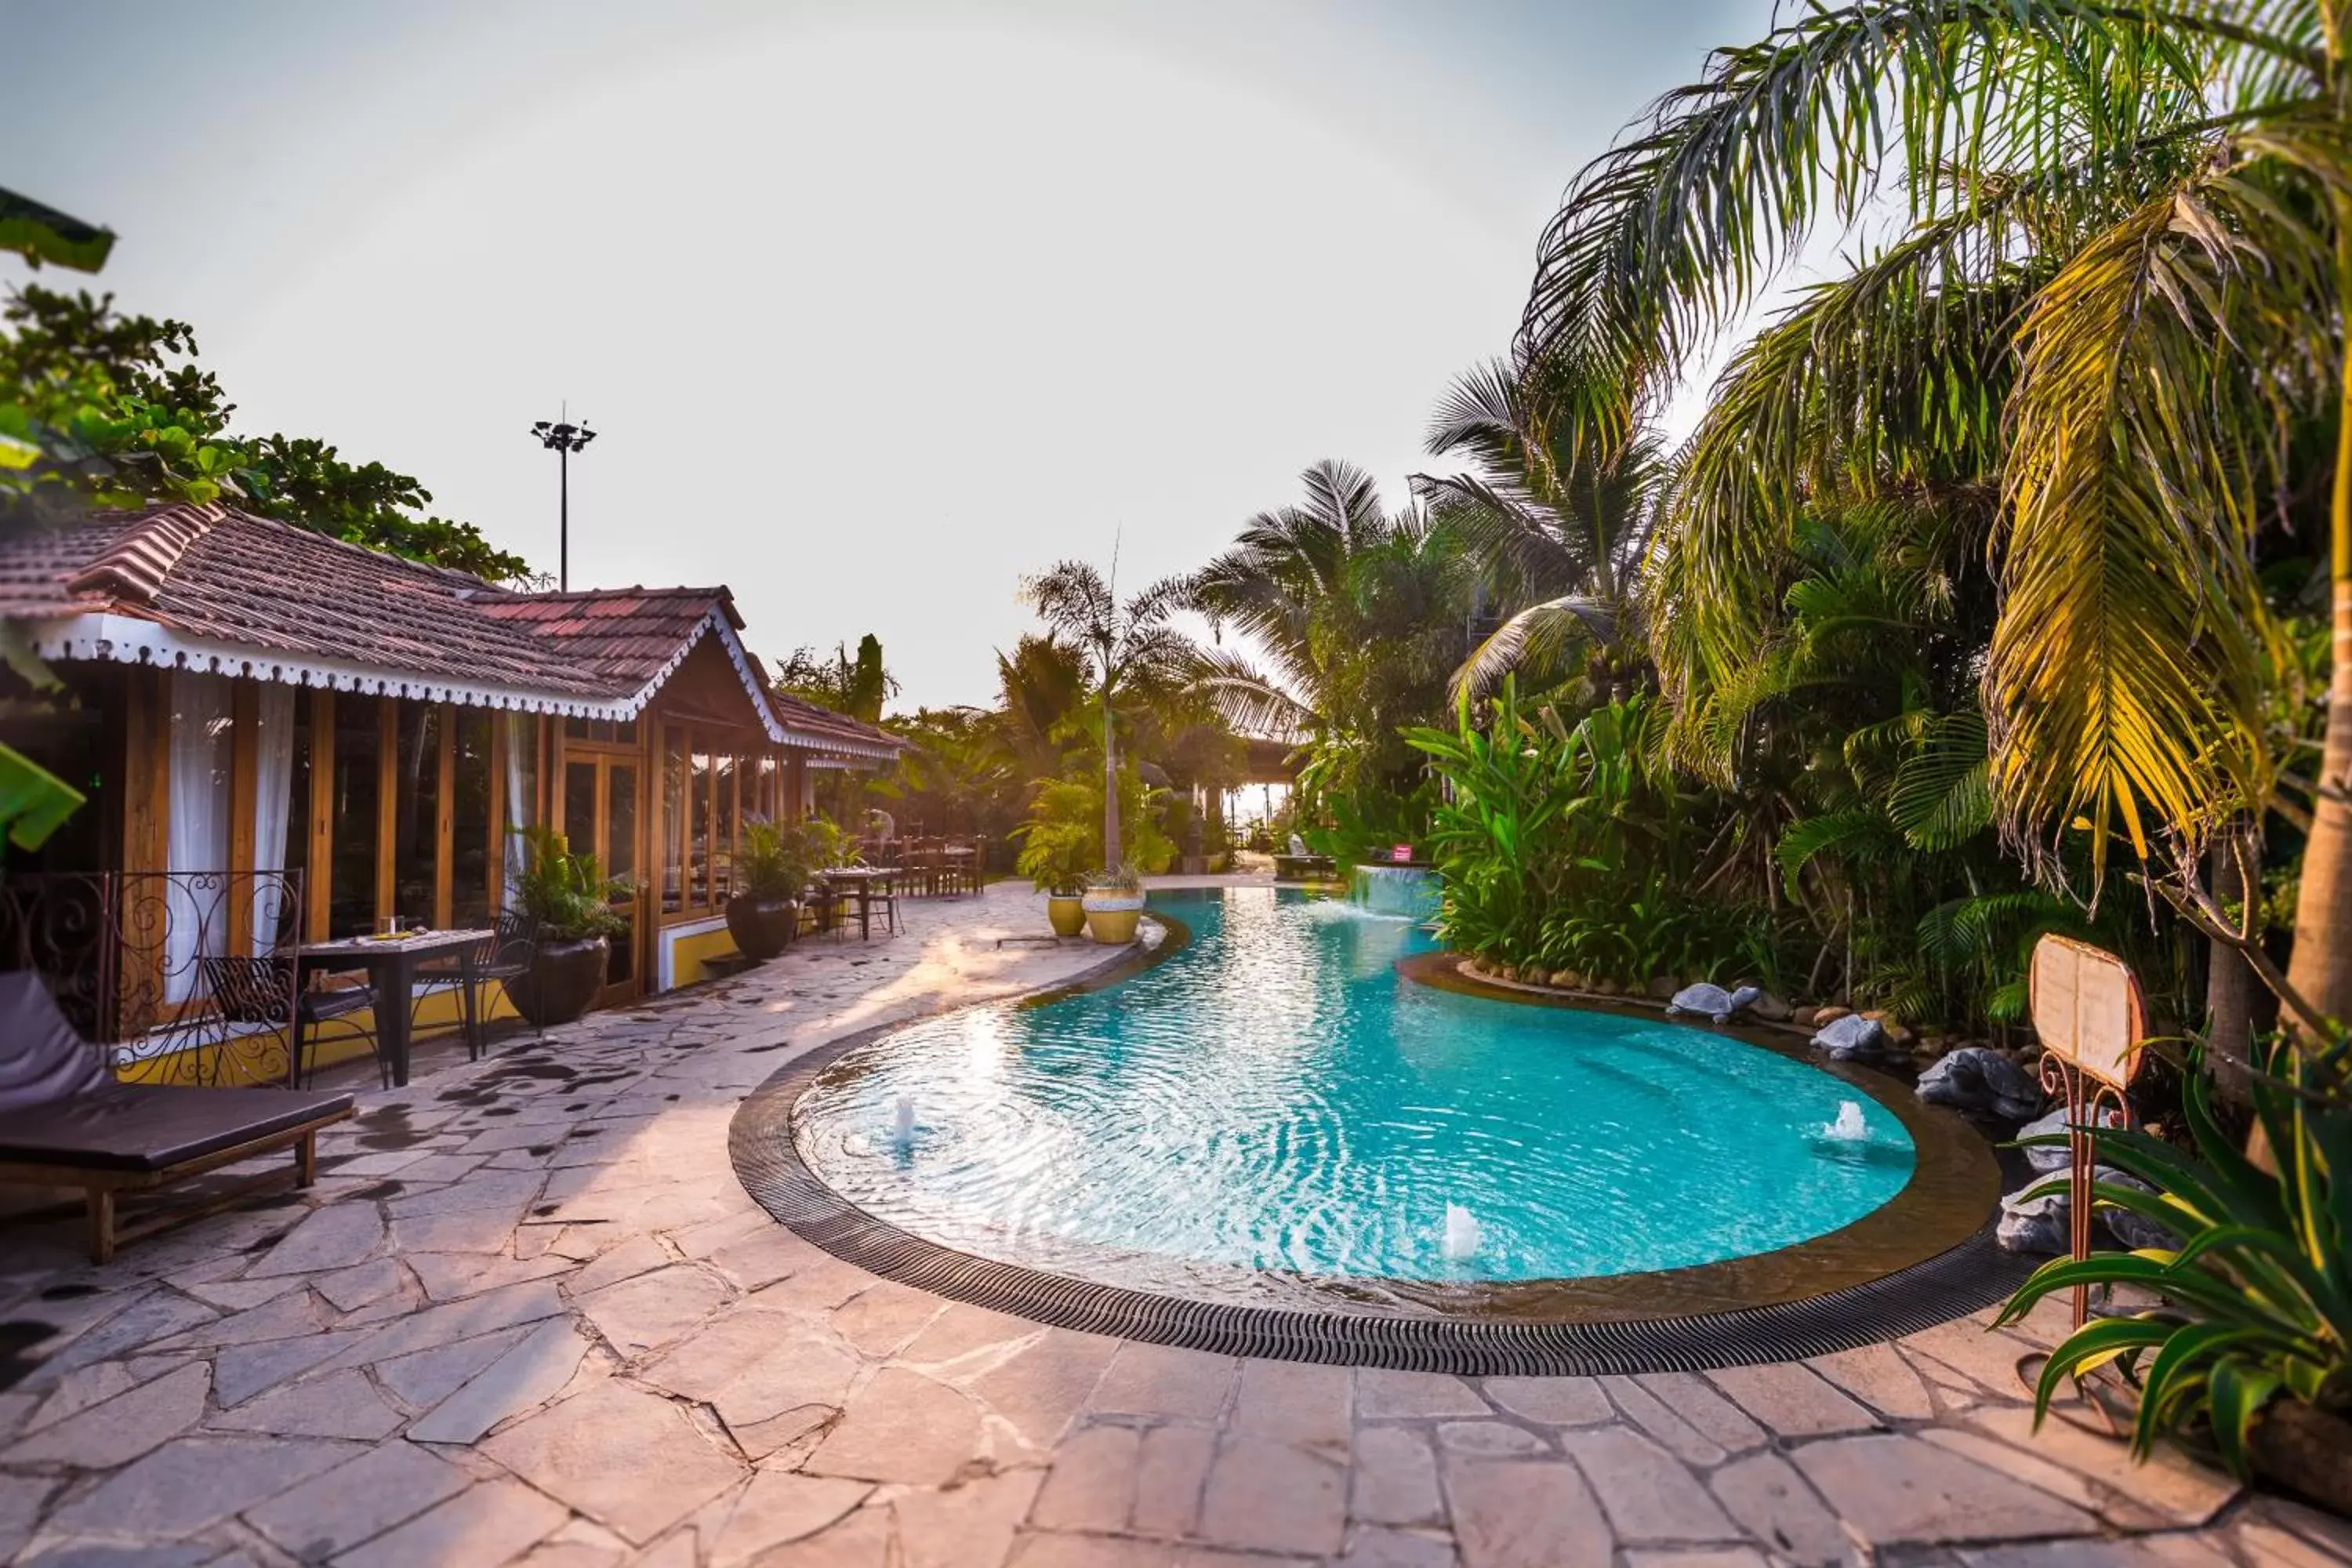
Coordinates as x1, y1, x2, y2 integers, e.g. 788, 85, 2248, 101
1, 880, 2346, 1567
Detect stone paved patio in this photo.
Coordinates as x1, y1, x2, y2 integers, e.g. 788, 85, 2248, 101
2, 879, 2347, 1566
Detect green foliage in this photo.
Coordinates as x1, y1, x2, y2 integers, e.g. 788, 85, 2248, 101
1997, 1043, 2351, 1477
0, 741, 84, 853
509, 825, 630, 942
1013, 767, 1174, 885
775, 635, 898, 724
0, 285, 530, 579
733, 815, 848, 901
1014, 779, 1095, 895
1406, 679, 1751, 985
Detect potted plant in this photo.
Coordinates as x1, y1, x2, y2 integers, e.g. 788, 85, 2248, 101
1014, 794, 1092, 938
727, 816, 819, 962
1081, 863, 1146, 944
504, 825, 630, 1026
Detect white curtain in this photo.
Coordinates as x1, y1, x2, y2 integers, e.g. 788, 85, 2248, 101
166, 670, 234, 1002
503, 712, 533, 909
249, 683, 296, 953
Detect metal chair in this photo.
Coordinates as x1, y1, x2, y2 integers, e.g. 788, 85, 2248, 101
198, 955, 381, 1089
416, 913, 538, 1057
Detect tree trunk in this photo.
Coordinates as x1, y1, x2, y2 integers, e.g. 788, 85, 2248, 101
2285, 579, 2352, 1040
2206, 822, 2257, 1099
2285, 191, 2352, 1047
1102, 689, 1122, 869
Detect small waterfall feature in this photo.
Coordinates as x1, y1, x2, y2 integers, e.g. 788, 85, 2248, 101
1351, 863, 1441, 922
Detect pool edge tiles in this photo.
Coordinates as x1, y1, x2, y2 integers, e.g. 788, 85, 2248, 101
728, 898, 2025, 1374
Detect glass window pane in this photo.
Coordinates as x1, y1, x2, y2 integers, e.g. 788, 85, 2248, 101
503, 713, 538, 909
564, 760, 597, 855
689, 747, 711, 908
606, 765, 637, 988
661, 729, 684, 914
608, 766, 637, 882
328, 695, 381, 938
712, 753, 735, 902
392, 704, 442, 927
452, 710, 493, 928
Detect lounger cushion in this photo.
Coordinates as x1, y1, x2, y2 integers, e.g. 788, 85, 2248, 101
0, 971, 111, 1112
0, 1083, 354, 1172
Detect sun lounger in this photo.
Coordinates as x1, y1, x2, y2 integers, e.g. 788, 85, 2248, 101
0, 971, 356, 1262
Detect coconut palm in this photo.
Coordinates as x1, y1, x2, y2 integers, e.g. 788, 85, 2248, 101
1519, 0, 2352, 1036
1414, 348, 1667, 701
1020, 559, 1193, 867
1188, 462, 1471, 803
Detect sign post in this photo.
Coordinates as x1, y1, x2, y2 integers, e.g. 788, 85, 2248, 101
2027, 934, 2150, 1327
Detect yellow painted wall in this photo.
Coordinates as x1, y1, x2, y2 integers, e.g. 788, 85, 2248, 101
116, 982, 519, 1085
668, 927, 739, 989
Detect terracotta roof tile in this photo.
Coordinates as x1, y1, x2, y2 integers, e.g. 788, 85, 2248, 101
2, 505, 901, 756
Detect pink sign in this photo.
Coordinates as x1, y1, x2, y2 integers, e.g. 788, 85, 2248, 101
1392, 844, 1414, 863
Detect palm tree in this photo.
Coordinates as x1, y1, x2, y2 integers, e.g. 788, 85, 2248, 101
1020, 560, 1193, 867
1414, 348, 1666, 701
1520, 0, 2352, 1039
1187, 461, 1470, 803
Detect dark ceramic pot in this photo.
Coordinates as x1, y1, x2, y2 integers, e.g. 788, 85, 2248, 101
2252, 1401, 2352, 1519
506, 936, 608, 1026
726, 894, 800, 962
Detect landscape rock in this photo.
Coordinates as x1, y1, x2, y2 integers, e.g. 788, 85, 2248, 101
1813, 1013, 1891, 1062
1917, 1046, 2044, 1121
1751, 991, 1793, 1022
1551, 969, 1579, 990
1791, 1006, 1818, 1027
1646, 975, 1679, 1001
1813, 1005, 1853, 1025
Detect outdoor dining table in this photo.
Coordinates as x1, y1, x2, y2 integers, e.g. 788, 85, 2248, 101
297, 928, 491, 1089
817, 867, 897, 941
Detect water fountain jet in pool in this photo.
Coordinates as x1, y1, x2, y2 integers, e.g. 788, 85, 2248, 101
1442, 1203, 1483, 1263
1822, 1101, 1868, 1142
893, 1094, 917, 1155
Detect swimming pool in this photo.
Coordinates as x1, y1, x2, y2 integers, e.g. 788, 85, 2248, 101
789, 887, 1919, 1311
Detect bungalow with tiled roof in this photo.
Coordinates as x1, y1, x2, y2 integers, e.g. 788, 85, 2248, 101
0, 503, 899, 1074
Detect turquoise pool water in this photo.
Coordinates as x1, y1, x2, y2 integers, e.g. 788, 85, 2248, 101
793, 887, 1915, 1300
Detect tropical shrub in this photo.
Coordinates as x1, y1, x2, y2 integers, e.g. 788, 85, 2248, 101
1996, 1041, 2349, 1479
1013, 768, 1175, 883
510, 825, 630, 942
1406, 680, 1766, 985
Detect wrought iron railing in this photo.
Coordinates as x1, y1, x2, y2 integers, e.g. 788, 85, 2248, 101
0, 869, 306, 1087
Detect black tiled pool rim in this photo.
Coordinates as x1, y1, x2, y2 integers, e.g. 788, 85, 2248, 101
728, 899, 2027, 1374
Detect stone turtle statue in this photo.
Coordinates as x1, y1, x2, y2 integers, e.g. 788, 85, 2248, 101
1664, 982, 1762, 1024
1812, 1012, 1891, 1062
1917, 1046, 2044, 1121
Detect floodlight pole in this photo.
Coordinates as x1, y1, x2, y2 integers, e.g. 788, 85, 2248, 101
530, 414, 598, 590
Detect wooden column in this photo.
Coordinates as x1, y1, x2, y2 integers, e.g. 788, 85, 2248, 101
307, 688, 333, 942
434, 702, 456, 929
488, 710, 507, 915
227, 681, 260, 956
376, 698, 397, 928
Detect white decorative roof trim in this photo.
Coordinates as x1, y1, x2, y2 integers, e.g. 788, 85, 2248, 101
24, 609, 904, 759
671, 608, 902, 760
24, 614, 637, 717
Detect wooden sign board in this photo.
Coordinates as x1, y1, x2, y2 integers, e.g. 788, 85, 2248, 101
2028, 935, 2146, 1091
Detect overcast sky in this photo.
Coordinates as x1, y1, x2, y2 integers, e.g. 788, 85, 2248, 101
5, 0, 1777, 709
